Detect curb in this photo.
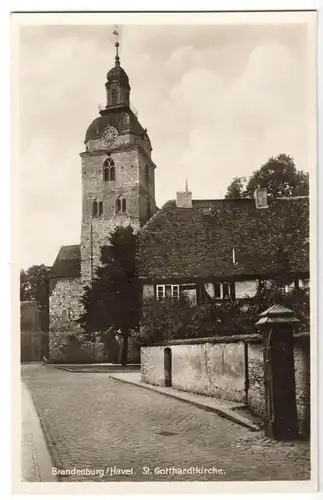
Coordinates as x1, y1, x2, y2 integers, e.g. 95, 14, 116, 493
21, 382, 58, 482
109, 375, 261, 432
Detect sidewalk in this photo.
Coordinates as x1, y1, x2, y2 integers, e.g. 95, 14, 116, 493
109, 372, 261, 431
51, 363, 140, 373
21, 382, 57, 482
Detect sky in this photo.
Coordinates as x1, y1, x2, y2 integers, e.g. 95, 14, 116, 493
17, 17, 315, 270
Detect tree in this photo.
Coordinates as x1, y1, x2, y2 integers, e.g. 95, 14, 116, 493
20, 264, 51, 331
243, 281, 309, 333
141, 296, 207, 344
77, 226, 139, 366
20, 264, 50, 302
225, 176, 247, 199
225, 154, 309, 199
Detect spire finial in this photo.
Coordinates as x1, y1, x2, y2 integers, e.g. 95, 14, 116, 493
113, 26, 120, 67
185, 179, 189, 193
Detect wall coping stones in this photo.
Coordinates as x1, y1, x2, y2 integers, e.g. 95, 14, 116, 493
144, 331, 309, 347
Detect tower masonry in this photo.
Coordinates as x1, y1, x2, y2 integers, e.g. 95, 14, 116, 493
49, 38, 158, 361
80, 40, 157, 283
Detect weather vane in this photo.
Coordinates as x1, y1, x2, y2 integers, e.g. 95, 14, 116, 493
113, 25, 119, 40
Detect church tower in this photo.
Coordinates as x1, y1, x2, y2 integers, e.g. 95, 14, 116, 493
80, 37, 157, 283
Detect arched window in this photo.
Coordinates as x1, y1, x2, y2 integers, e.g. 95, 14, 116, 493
103, 158, 115, 182
92, 201, 103, 217
115, 197, 127, 214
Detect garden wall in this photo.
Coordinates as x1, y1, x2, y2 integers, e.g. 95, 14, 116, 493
141, 332, 310, 436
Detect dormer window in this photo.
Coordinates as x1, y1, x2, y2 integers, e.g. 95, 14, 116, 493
103, 158, 115, 181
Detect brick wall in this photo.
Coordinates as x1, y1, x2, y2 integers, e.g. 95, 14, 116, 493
247, 342, 266, 417
293, 337, 310, 435
246, 336, 310, 435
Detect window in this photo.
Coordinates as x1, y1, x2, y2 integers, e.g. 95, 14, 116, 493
111, 88, 118, 105
156, 285, 179, 300
115, 197, 127, 214
213, 282, 235, 300
222, 282, 230, 299
92, 201, 103, 218
98, 201, 103, 216
103, 158, 115, 181
300, 279, 310, 291
214, 283, 221, 299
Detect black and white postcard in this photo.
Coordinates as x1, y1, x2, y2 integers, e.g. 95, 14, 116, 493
12, 10, 318, 495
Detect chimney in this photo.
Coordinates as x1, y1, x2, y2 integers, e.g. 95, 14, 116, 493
176, 180, 192, 208
254, 187, 268, 209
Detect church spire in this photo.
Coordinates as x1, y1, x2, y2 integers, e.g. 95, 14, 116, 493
104, 26, 131, 110
115, 41, 120, 67
113, 27, 120, 67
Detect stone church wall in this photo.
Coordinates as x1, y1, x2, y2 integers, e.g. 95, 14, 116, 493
80, 147, 143, 283
49, 277, 105, 362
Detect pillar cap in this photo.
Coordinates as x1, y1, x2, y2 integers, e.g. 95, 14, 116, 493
256, 304, 299, 326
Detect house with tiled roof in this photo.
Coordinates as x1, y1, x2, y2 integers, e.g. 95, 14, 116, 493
137, 186, 309, 305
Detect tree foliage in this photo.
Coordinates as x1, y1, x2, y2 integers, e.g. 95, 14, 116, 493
20, 264, 50, 303
142, 283, 309, 345
225, 176, 247, 200
20, 264, 51, 331
225, 154, 309, 199
77, 225, 139, 365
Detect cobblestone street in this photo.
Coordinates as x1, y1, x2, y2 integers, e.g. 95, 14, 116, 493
21, 364, 310, 482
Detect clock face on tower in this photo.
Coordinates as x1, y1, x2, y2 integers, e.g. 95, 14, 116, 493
101, 126, 118, 148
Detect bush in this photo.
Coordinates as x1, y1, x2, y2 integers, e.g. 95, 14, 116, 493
141, 283, 310, 345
